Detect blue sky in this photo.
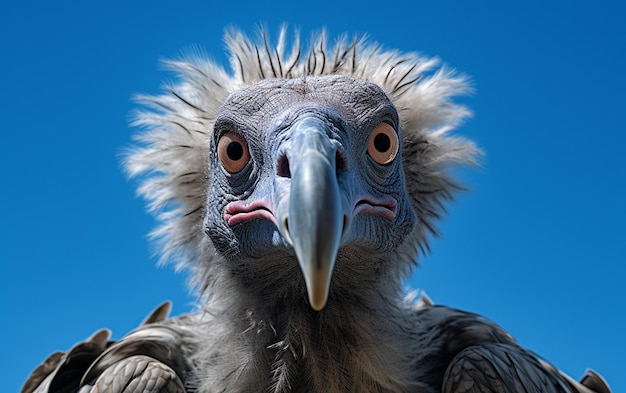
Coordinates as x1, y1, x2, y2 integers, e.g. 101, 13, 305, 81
2, 1, 624, 391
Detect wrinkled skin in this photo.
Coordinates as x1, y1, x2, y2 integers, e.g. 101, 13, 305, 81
205, 76, 416, 310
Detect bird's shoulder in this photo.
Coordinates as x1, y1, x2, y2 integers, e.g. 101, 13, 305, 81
406, 301, 610, 393
21, 302, 200, 393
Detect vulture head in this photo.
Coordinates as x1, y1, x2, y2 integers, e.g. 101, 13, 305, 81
127, 28, 477, 314
209, 75, 419, 310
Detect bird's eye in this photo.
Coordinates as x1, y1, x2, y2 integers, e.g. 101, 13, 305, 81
218, 131, 250, 173
367, 123, 398, 165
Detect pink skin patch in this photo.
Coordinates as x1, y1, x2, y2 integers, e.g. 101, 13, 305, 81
225, 196, 397, 227
225, 200, 277, 227
353, 197, 397, 220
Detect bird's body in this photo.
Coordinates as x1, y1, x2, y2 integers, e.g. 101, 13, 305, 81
24, 300, 607, 393
23, 28, 611, 393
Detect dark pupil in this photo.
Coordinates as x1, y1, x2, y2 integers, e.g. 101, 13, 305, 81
226, 142, 244, 161
373, 133, 391, 152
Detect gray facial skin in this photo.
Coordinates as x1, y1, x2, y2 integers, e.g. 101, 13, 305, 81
205, 75, 416, 310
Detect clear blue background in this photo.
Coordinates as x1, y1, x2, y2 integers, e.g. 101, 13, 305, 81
2, 1, 624, 391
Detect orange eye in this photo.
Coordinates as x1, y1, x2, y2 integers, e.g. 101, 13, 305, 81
217, 131, 250, 173
367, 123, 398, 165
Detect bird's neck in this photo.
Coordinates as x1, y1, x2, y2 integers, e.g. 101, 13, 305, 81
195, 260, 417, 392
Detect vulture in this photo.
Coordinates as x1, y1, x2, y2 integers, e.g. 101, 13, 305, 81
23, 28, 611, 393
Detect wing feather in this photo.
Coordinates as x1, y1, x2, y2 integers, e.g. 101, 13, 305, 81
443, 344, 570, 393
21, 329, 110, 393
22, 303, 194, 393
89, 355, 185, 393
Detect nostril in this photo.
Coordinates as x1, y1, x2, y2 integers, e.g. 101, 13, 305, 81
277, 155, 291, 178
342, 214, 349, 237
335, 151, 348, 173
282, 217, 293, 246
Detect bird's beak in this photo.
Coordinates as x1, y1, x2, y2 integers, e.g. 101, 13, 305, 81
278, 117, 347, 311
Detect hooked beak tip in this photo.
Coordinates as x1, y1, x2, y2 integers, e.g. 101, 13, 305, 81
310, 297, 327, 311
302, 264, 333, 311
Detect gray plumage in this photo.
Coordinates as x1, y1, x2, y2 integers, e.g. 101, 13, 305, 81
23, 28, 611, 393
